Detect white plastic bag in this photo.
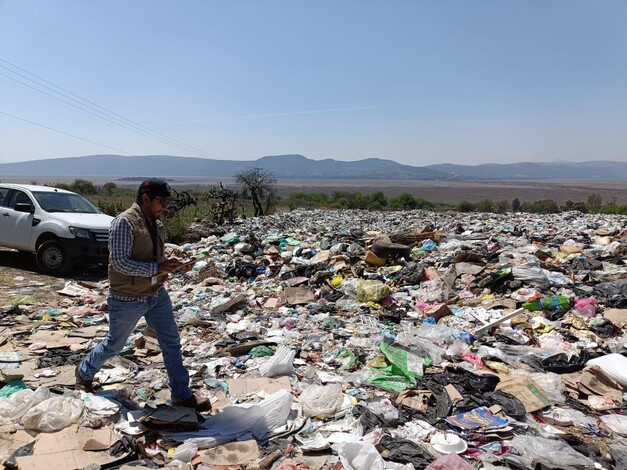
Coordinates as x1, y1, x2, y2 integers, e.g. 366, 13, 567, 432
510, 435, 594, 470
529, 372, 566, 404
587, 354, 627, 388
300, 383, 345, 419
21, 396, 84, 432
601, 414, 627, 435
161, 389, 293, 449
337, 441, 385, 470
170, 440, 199, 462
259, 345, 295, 377
0, 387, 50, 425
511, 263, 550, 288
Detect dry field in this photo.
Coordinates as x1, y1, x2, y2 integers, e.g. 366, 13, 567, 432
16, 176, 627, 206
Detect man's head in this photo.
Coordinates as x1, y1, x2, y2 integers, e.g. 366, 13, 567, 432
136, 179, 175, 219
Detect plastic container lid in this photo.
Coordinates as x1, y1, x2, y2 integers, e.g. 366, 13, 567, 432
430, 432, 468, 454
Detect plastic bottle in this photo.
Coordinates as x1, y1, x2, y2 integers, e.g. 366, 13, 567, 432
522, 295, 570, 312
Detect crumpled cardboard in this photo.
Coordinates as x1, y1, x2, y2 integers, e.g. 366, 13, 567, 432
496, 375, 550, 413
200, 439, 260, 466
15, 425, 126, 470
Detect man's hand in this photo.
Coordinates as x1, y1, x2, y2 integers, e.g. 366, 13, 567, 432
158, 258, 183, 273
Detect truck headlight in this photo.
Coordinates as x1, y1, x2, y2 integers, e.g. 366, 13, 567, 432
69, 227, 92, 239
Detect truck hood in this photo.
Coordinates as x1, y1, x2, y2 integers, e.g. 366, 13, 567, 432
48, 212, 114, 230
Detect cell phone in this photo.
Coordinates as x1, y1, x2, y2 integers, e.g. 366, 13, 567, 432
174, 258, 197, 272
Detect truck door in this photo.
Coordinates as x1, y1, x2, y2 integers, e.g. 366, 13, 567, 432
2, 190, 35, 250
0, 187, 11, 246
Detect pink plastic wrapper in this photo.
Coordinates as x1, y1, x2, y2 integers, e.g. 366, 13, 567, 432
426, 453, 474, 470
460, 351, 484, 367
574, 297, 598, 317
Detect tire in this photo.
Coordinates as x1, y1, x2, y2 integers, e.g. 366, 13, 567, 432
36, 240, 73, 275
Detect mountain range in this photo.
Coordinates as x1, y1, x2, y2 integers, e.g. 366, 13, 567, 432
1, 154, 626, 180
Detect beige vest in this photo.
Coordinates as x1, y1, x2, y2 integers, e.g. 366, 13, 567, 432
109, 203, 168, 297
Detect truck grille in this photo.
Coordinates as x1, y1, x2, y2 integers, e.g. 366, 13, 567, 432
92, 229, 109, 243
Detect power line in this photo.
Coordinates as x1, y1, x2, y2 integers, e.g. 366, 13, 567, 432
0, 70, 210, 156
0, 57, 223, 159
0, 110, 133, 155
0, 110, 217, 174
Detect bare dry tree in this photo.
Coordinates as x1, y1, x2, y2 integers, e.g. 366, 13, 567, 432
235, 167, 277, 216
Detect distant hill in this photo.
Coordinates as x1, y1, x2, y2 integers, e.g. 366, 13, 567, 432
0, 154, 445, 180
1, 154, 627, 180
425, 161, 627, 180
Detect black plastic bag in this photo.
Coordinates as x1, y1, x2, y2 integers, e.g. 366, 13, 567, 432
424, 368, 500, 394
379, 436, 433, 467
453, 390, 526, 420
542, 352, 590, 374
594, 279, 627, 308
591, 320, 615, 338
4, 441, 35, 469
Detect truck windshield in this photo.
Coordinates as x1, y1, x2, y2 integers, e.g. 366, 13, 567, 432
32, 191, 101, 214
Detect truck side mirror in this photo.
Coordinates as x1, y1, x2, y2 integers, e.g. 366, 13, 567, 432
15, 203, 34, 214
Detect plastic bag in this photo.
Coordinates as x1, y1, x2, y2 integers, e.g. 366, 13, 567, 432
366, 341, 428, 392
529, 372, 566, 404
540, 407, 596, 428
365, 398, 399, 422
573, 297, 598, 317
379, 435, 433, 468
414, 323, 458, 346
601, 414, 627, 435
0, 386, 50, 425
510, 435, 595, 470
259, 345, 295, 377
21, 396, 84, 432
0, 380, 27, 398
169, 441, 198, 463
425, 453, 473, 470
511, 262, 550, 288
300, 383, 345, 419
396, 334, 447, 365
336, 441, 385, 470
356, 280, 391, 303
161, 389, 293, 448
587, 353, 627, 388
416, 279, 449, 302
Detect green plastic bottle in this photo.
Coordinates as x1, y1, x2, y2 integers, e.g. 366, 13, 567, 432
522, 295, 570, 312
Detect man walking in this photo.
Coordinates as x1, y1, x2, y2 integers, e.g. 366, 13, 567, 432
76, 179, 210, 411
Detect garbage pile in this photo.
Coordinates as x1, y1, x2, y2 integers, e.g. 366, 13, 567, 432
2, 208, 627, 469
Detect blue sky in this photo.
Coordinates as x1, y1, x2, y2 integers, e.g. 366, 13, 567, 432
1, 0, 626, 165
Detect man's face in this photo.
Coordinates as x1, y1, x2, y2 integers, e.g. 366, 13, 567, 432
142, 194, 170, 219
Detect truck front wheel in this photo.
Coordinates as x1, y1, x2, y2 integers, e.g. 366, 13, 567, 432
36, 240, 73, 275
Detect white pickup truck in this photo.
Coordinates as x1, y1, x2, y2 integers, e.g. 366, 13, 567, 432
0, 183, 113, 274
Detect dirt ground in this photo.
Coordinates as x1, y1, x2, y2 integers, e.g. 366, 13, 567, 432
0, 248, 108, 306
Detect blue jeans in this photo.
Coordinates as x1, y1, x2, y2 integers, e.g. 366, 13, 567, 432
78, 288, 192, 402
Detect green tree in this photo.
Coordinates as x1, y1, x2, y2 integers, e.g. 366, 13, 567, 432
586, 193, 603, 213
368, 191, 388, 208
70, 179, 98, 195
476, 198, 496, 213
390, 193, 418, 210
103, 181, 117, 196
457, 200, 476, 213
521, 199, 559, 214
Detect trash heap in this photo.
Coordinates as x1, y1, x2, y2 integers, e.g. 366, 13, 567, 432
2, 208, 627, 469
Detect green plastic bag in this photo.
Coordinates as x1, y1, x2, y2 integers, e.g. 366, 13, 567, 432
249, 346, 275, 358
0, 380, 27, 398
366, 341, 431, 392
11, 295, 36, 306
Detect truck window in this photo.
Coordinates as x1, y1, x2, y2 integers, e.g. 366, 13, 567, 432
8, 190, 33, 209
0, 188, 9, 207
